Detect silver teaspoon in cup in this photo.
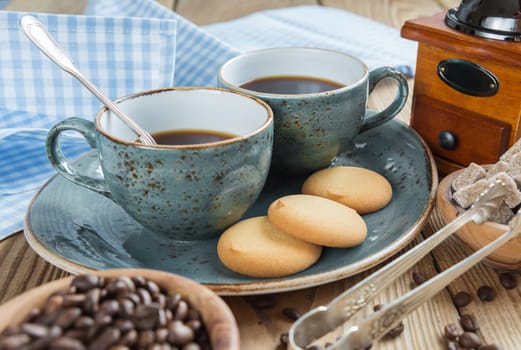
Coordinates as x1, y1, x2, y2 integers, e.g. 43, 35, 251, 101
19, 15, 157, 145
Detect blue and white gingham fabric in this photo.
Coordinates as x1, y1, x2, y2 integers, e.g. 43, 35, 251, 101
0, 10, 177, 238
0, 0, 417, 239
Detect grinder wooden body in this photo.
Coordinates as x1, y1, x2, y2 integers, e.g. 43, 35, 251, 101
401, 13, 521, 175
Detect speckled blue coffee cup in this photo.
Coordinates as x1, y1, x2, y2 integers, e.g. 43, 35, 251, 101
46, 87, 273, 240
218, 47, 408, 174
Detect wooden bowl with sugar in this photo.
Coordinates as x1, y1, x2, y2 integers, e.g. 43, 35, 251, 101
437, 168, 521, 271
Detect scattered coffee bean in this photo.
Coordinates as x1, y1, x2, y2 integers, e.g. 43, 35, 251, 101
245, 295, 276, 309
459, 314, 479, 332
453, 291, 471, 307
499, 273, 517, 289
282, 307, 301, 321
458, 331, 481, 348
373, 304, 404, 338
412, 271, 427, 285
0, 275, 211, 350
444, 323, 461, 341
386, 322, 404, 338
477, 285, 496, 302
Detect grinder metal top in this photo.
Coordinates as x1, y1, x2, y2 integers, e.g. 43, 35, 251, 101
445, 0, 521, 41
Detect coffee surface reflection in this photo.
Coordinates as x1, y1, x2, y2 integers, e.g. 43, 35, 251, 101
240, 75, 344, 94
150, 129, 236, 145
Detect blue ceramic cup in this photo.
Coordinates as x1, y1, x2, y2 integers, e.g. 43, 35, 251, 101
218, 47, 409, 174
46, 87, 273, 240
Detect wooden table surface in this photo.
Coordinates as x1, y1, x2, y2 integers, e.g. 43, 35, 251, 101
3, 1, 521, 349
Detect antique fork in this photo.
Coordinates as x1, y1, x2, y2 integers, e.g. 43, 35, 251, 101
289, 180, 519, 350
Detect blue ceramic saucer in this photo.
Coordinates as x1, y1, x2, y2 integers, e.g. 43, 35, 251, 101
24, 119, 437, 295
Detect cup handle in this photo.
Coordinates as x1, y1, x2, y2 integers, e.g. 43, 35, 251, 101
360, 67, 409, 132
46, 117, 111, 198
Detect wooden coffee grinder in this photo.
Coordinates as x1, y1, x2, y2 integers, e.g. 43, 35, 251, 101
401, 0, 521, 175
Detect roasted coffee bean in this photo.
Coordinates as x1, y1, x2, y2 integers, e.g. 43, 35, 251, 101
83, 288, 101, 314
132, 276, 147, 288
453, 291, 471, 307
114, 319, 134, 333
386, 322, 404, 338
71, 275, 101, 293
186, 319, 202, 332
373, 304, 404, 338
119, 292, 141, 306
137, 288, 153, 305
479, 344, 503, 350
62, 294, 87, 308
99, 300, 120, 316
55, 307, 83, 329
477, 285, 496, 302
499, 273, 517, 289
458, 331, 481, 348
245, 295, 276, 309
118, 298, 135, 317
133, 304, 160, 330
446, 340, 459, 350
412, 271, 427, 285
0, 333, 31, 348
282, 307, 301, 321
119, 329, 138, 347
460, 314, 479, 332
167, 320, 195, 346
88, 326, 120, 350
64, 328, 90, 343
21, 322, 49, 338
146, 280, 161, 296
137, 329, 155, 348
0, 275, 211, 350
183, 343, 201, 350
155, 327, 169, 343
49, 336, 86, 350
173, 300, 189, 321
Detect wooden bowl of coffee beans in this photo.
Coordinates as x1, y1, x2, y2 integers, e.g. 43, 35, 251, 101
437, 167, 521, 271
0, 268, 240, 350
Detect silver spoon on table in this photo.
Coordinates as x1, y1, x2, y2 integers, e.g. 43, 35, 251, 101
19, 15, 157, 145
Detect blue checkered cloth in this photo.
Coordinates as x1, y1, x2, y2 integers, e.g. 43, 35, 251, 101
0, 10, 177, 238
0, 0, 417, 239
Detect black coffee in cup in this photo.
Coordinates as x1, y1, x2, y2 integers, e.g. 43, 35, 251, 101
240, 75, 344, 94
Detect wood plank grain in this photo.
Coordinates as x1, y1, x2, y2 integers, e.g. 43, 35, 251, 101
174, 0, 318, 25
427, 208, 521, 349
321, 0, 459, 28
5, 0, 87, 13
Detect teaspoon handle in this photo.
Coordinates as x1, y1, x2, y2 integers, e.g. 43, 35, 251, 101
19, 15, 156, 145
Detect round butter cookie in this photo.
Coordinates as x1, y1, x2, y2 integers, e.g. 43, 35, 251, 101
267, 194, 367, 248
217, 216, 322, 278
302, 166, 392, 214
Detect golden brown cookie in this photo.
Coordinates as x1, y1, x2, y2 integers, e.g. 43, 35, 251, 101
267, 194, 367, 248
302, 166, 392, 214
217, 216, 322, 278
